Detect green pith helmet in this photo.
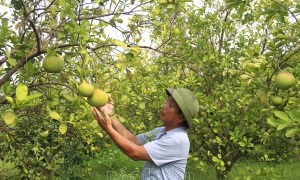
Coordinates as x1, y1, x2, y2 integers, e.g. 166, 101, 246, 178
166, 88, 199, 128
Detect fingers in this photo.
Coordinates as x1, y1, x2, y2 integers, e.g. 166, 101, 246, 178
92, 107, 103, 121
92, 108, 97, 119
108, 96, 114, 104
99, 106, 104, 112
92, 107, 99, 119
102, 107, 109, 118
93, 107, 110, 121
103, 109, 110, 119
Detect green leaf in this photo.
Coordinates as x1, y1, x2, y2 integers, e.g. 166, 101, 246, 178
151, 7, 161, 16
239, 141, 246, 147
16, 83, 28, 101
59, 122, 68, 134
125, 52, 134, 61
139, 102, 145, 109
285, 128, 299, 138
278, 14, 285, 24
159, 0, 167, 3
237, 2, 245, 16
21, 93, 43, 105
5, 96, 15, 105
265, 12, 276, 22
114, 39, 127, 48
130, 46, 141, 53
277, 124, 287, 130
288, 110, 300, 121
5, 48, 10, 58
2, 110, 17, 125
220, 160, 225, 166
49, 111, 61, 121
293, 8, 300, 13
115, 18, 123, 23
119, 116, 126, 123
8, 58, 17, 66
212, 156, 219, 162
274, 111, 291, 122
267, 117, 277, 128
167, 4, 175, 9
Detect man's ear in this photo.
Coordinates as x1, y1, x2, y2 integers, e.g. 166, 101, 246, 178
179, 113, 185, 123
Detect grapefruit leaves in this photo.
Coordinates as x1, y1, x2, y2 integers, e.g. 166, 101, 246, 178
267, 110, 300, 138
6, 83, 43, 107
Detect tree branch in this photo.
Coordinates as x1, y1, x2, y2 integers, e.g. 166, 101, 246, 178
218, 9, 230, 56
271, 0, 300, 26
0, 50, 45, 87
26, 18, 41, 53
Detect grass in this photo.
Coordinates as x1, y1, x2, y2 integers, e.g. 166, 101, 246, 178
87, 145, 300, 180
87, 146, 143, 180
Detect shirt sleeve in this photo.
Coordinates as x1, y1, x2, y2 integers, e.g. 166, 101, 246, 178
136, 131, 152, 145
143, 136, 180, 167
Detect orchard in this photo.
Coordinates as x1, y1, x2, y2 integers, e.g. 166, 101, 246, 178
0, 0, 299, 179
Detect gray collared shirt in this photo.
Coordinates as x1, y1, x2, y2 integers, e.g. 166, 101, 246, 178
136, 126, 190, 180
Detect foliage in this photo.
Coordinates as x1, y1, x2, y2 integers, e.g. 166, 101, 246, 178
145, 0, 300, 178
226, 158, 300, 180
0, 0, 300, 179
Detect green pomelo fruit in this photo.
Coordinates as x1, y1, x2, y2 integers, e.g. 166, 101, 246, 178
271, 96, 283, 106
87, 89, 108, 107
78, 81, 95, 97
43, 54, 65, 73
275, 72, 296, 90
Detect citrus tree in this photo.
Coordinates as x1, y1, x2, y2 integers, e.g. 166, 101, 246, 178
141, 0, 300, 178
0, 0, 182, 178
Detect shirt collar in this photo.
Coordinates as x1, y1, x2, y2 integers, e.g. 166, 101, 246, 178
165, 126, 187, 134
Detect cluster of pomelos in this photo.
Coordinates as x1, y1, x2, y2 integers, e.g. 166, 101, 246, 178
42, 54, 108, 107
78, 81, 108, 107
271, 71, 296, 107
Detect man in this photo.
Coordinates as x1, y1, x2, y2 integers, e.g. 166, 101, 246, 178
92, 88, 199, 180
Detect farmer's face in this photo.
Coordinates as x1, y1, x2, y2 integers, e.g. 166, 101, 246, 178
160, 96, 183, 124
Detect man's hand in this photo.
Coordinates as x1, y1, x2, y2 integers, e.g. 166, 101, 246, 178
97, 96, 114, 116
92, 107, 113, 132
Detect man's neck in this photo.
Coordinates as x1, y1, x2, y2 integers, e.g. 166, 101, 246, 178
165, 124, 183, 131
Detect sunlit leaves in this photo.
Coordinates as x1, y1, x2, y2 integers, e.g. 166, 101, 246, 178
260, 1, 289, 23
21, 93, 43, 105
268, 110, 299, 138
5, 96, 14, 106
59, 122, 68, 134
2, 109, 18, 126
285, 128, 299, 138
274, 111, 290, 121
49, 111, 61, 121
4, 84, 42, 108
139, 102, 145, 109
293, 4, 300, 13
114, 39, 127, 49
16, 83, 28, 102
225, 0, 247, 16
